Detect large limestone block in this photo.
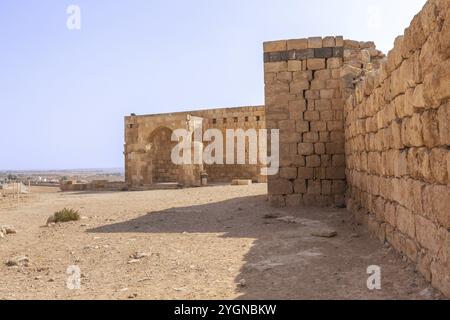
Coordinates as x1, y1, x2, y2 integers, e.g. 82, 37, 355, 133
438, 103, 450, 145
298, 143, 314, 156
269, 195, 287, 207
290, 80, 310, 93
265, 81, 290, 97
431, 259, 450, 298
322, 36, 336, 47
438, 10, 450, 58
304, 111, 320, 121
307, 180, 322, 195
401, 113, 423, 147
421, 109, 441, 148
303, 132, 319, 143
430, 148, 449, 184
285, 194, 303, 206
327, 58, 342, 69
307, 59, 326, 70
293, 70, 313, 82
310, 121, 327, 132
423, 59, 450, 108
298, 168, 314, 179
288, 61, 303, 72
277, 71, 293, 82
325, 167, 345, 180
310, 80, 327, 91
264, 61, 288, 73
294, 179, 307, 194
403, 13, 427, 56
384, 202, 398, 227
308, 37, 323, 49
268, 179, 293, 195
423, 184, 450, 229
280, 167, 298, 180
416, 215, 441, 254
306, 155, 321, 168
393, 150, 408, 177
396, 206, 416, 239
407, 148, 433, 182
264, 40, 287, 53
448, 152, 450, 186
391, 119, 404, 149
287, 38, 308, 50
406, 178, 424, 215
296, 120, 309, 133
332, 180, 346, 195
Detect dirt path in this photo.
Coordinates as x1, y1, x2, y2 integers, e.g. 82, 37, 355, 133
0, 184, 443, 299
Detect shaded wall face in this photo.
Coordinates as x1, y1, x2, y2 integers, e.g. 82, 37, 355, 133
345, 0, 450, 297
151, 127, 178, 183
124, 115, 204, 187
194, 107, 267, 183
263, 37, 354, 207
124, 106, 267, 186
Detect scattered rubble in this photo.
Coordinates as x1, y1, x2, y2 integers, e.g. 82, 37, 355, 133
1, 225, 17, 234
419, 287, 439, 299
311, 229, 338, 238
128, 252, 150, 264
276, 216, 304, 224
263, 213, 280, 219
246, 261, 284, 272
5, 255, 30, 267
130, 252, 149, 260
238, 279, 247, 287
231, 180, 252, 186
0, 225, 17, 239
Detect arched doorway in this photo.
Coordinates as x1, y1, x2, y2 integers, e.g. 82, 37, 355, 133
148, 127, 178, 184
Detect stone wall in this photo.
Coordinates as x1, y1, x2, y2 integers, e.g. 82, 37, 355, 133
198, 106, 267, 183
123, 0, 449, 296
344, 0, 450, 296
125, 113, 204, 187
263, 36, 384, 207
124, 106, 267, 187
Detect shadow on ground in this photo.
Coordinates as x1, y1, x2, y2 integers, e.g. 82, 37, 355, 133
88, 194, 439, 300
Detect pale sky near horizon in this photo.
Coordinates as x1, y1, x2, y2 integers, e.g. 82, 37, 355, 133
0, 0, 427, 170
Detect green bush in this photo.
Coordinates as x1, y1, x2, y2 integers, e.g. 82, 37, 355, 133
47, 208, 80, 224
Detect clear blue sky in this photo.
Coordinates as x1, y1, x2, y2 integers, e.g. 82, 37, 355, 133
0, 0, 426, 170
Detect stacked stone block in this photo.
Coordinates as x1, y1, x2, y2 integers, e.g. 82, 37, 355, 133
124, 106, 267, 186
263, 36, 349, 207
200, 106, 267, 183
125, 113, 204, 187
344, 0, 450, 296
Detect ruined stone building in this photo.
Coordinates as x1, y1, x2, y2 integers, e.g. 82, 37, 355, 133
125, 0, 449, 296
125, 106, 267, 187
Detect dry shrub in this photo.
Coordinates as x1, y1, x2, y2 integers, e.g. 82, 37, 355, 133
47, 208, 80, 224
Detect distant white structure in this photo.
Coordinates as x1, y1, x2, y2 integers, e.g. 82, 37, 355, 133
1, 182, 29, 196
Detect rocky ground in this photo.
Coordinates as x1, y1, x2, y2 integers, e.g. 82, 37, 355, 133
0, 184, 444, 300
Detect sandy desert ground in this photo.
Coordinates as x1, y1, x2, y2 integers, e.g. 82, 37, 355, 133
0, 184, 444, 300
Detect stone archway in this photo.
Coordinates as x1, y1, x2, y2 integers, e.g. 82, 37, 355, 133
125, 113, 205, 188
147, 127, 178, 184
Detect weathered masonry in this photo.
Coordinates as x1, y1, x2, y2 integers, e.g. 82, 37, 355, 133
262, 0, 449, 297
125, 0, 449, 296
124, 106, 267, 187
263, 37, 385, 208
344, 0, 450, 297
